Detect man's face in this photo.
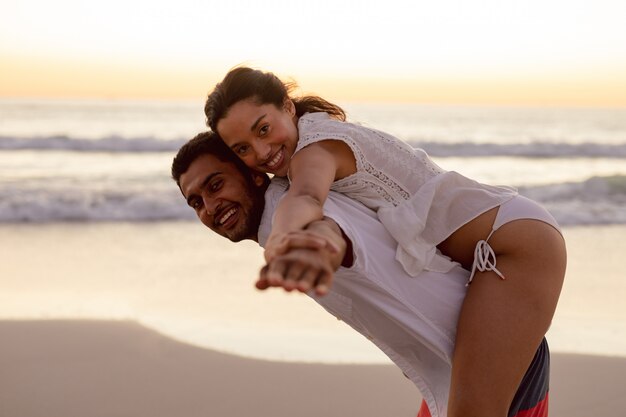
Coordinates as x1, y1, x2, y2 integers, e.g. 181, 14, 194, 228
179, 153, 266, 242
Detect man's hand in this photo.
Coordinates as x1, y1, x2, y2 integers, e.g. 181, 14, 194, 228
257, 247, 335, 296
257, 217, 348, 295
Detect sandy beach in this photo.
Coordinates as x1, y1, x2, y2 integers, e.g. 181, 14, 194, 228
1, 320, 624, 417
1, 223, 626, 417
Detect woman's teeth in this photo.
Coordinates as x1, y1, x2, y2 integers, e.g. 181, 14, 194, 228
266, 148, 283, 169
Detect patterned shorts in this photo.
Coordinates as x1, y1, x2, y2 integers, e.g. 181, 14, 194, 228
417, 338, 550, 417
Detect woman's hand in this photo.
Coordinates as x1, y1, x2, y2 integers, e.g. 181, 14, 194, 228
264, 230, 340, 263
258, 218, 347, 295
257, 246, 335, 296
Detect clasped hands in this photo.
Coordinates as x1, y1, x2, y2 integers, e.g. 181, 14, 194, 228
257, 229, 343, 296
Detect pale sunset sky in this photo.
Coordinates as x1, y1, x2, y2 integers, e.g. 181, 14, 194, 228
2, 0, 625, 106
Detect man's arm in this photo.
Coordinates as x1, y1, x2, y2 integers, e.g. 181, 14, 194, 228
258, 217, 352, 295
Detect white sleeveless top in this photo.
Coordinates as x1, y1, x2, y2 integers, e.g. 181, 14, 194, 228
296, 112, 518, 276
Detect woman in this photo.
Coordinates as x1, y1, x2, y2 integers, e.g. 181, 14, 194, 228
204, 66, 566, 417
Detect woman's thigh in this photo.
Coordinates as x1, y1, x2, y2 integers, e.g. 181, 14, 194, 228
447, 219, 566, 417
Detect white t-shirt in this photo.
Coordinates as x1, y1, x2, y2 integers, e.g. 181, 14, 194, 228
259, 178, 470, 417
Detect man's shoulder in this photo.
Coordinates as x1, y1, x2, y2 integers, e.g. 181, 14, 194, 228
265, 177, 289, 211
269, 176, 289, 191
258, 178, 289, 246
259, 176, 380, 248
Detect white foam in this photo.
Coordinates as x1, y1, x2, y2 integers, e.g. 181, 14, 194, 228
414, 141, 626, 158
3, 134, 626, 158
0, 135, 186, 152
1, 175, 625, 224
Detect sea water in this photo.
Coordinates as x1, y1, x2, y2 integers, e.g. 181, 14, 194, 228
1, 98, 625, 362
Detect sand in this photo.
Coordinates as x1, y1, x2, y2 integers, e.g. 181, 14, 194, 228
1, 320, 624, 417
2, 223, 626, 362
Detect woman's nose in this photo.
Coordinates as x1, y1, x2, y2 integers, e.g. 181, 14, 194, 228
251, 139, 271, 161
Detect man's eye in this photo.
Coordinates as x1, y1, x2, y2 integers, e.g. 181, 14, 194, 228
190, 200, 202, 210
209, 180, 222, 192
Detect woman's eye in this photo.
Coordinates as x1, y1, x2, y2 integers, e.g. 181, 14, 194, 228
259, 125, 269, 136
236, 145, 249, 155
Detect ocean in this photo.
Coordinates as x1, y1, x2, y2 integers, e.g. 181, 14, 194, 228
1, 97, 625, 362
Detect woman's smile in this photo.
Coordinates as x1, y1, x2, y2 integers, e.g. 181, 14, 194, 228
262, 146, 287, 174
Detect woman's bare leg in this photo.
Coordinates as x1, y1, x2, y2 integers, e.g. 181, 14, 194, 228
447, 220, 566, 417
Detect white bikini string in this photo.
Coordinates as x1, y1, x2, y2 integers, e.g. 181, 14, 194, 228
466, 229, 506, 286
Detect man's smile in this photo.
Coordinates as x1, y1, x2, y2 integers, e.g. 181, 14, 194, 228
216, 205, 239, 228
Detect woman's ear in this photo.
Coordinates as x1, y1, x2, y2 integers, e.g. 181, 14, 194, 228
283, 97, 296, 116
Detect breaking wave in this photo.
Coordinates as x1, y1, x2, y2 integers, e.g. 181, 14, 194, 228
2, 175, 625, 225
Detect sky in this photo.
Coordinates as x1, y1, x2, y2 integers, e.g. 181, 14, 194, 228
1, 0, 625, 106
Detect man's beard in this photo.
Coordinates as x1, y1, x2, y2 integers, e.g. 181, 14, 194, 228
227, 180, 266, 242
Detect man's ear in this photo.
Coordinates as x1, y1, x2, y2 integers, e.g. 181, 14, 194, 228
251, 171, 267, 187
283, 97, 295, 116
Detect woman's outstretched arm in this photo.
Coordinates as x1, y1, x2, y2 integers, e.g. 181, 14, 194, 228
264, 140, 356, 273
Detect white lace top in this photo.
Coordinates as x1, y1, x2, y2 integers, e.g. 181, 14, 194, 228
296, 112, 518, 275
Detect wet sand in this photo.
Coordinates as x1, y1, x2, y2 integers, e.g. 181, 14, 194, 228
1, 320, 624, 417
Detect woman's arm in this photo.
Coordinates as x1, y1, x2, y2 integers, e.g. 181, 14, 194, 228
264, 139, 356, 263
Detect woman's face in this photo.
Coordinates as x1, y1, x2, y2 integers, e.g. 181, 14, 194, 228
216, 98, 299, 177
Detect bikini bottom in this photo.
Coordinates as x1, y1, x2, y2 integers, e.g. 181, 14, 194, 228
468, 195, 562, 285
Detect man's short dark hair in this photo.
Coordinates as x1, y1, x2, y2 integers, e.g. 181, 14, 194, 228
171, 131, 267, 188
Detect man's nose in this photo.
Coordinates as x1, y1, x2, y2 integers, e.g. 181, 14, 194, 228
203, 195, 220, 216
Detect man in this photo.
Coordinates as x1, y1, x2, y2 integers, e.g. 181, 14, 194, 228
171, 132, 549, 417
